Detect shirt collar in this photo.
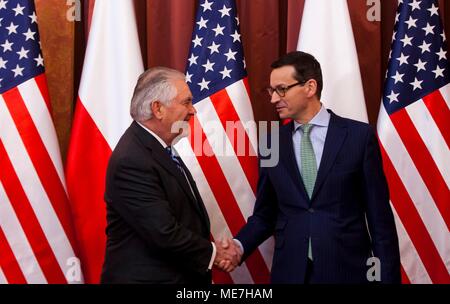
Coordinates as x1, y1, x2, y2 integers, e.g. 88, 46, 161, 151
293, 104, 330, 131
136, 121, 168, 149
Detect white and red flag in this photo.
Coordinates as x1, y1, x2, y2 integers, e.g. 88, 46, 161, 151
65, 0, 144, 283
297, 0, 368, 122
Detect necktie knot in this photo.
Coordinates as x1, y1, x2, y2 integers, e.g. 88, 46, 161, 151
166, 146, 183, 170
301, 124, 313, 136
165, 146, 173, 156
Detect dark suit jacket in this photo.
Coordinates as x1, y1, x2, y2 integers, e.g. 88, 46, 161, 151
101, 121, 212, 284
236, 110, 401, 284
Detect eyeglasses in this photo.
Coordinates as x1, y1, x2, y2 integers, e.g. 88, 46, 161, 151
266, 81, 306, 97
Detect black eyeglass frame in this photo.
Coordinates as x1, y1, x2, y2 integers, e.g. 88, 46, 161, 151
266, 81, 306, 97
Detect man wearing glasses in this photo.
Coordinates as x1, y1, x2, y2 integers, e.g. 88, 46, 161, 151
224, 51, 400, 284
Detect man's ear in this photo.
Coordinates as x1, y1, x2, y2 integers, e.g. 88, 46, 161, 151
151, 101, 164, 119
305, 79, 318, 98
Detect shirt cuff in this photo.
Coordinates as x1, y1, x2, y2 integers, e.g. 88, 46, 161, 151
233, 239, 244, 254
208, 242, 217, 270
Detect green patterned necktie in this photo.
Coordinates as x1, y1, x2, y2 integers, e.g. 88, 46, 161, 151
300, 124, 317, 198
300, 124, 317, 261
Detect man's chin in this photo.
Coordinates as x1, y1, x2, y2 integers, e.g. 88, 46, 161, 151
278, 112, 288, 120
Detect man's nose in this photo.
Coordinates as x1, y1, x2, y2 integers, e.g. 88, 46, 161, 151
270, 92, 281, 104
190, 104, 197, 115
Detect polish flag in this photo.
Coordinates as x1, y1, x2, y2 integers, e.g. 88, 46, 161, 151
65, 0, 144, 283
297, 0, 368, 122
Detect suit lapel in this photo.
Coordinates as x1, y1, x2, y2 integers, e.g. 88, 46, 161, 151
311, 112, 347, 200
280, 122, 310, 203
178, 159, 211, 231
131, 122, 206, 222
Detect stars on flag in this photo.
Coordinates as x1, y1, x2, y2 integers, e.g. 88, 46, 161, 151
212, 24, 225, 36
391, 71, 404, 84
220, 66, 232, 79
405, 16, 417, 29
198, 77, 210, 91
193, 35, 203, 48
386, 90, 400, 103
218, 5, 231, 18
0, 56, 8, 69
408, 0, 421, 11
34, 53, 44, 67
230, 30, 241, 42
0, 0, 45, 94
186, 0, 247, 103
0, 0, 8, 11
397, 52, 409, 66
383, 0, 450, 113
432, 66, 445, 78
6, 21, 18, 34
16, 47, 29, 59
224, 48, 237, 61
23, 28, 36, 41
200, 0, 213, 12
197, 16, 208, 29
208, 41, 220, 54
436, 47, 447, 60
1, 39, 13, 52
401, 34, 413, 47
12, 64, 24, 77
188, 53, 198, 66
422, 23, 435, 35
409, 77, 423, 91
428, 3, 439, 16
202, 59, 215, 72
29, 11, 37, 23
12, 3, 25, 16
418, 41, 431, 53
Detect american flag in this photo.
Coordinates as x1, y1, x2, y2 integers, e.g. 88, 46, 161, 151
174, 0, 273, 283
0, 0, 81, 283
377, 0, 450, 283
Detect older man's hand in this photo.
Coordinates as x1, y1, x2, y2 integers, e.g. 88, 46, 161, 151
213, 238, 242, 272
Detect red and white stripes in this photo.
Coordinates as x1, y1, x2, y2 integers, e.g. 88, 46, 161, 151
175, 78, 274, 284
0, 76, 81, 284
377, 83, 450, 284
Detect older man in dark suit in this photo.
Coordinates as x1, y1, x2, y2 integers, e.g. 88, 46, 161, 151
100, 67, 240, 284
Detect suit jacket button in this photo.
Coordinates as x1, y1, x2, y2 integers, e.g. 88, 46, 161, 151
308, 208, 314, 213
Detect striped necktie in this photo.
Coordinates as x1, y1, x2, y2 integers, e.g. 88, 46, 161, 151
300, 124, 317, 260
166, 146, 197, 201
165, 146, 184, 172
300, 124, 317, 198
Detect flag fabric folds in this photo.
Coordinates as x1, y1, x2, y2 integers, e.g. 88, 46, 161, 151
174, 0, 273, 283
377, 0, 450, 283
65, 0, 144, 283
0, 0, 81, 283
297, 0, 368, 123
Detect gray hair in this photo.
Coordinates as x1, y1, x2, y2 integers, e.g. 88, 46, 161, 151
130, 67, 186, 122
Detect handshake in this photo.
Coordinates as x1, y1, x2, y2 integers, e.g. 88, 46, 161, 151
213, 238, 243, 272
